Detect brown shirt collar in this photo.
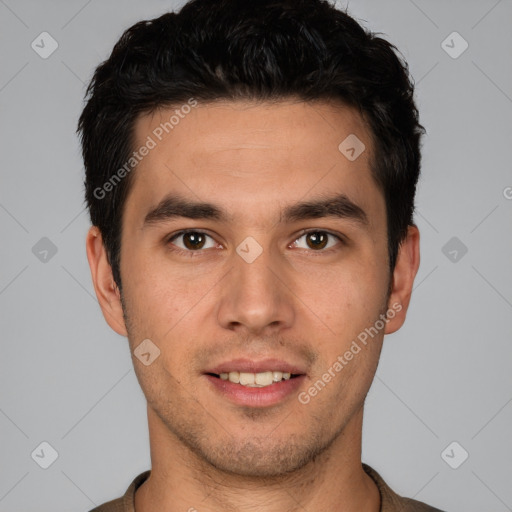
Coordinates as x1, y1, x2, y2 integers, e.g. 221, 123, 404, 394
91, 464, 444, 512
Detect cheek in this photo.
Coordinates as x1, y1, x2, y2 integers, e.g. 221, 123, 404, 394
121, 258, 213, 370
314, 261, 386, 335
120, 253, 176, 341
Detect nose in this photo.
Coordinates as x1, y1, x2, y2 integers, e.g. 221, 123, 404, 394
216, 245, 295, 335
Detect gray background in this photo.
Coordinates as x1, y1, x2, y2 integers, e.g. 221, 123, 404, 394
1, 0, 511, 511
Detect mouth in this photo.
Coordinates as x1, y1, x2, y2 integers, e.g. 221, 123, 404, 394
203, 359, 307, 407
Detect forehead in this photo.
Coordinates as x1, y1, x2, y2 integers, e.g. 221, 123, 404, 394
134, 99, 371, 161
126, 99, 382, 227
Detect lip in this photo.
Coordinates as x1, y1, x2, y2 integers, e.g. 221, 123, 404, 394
204, 373, 306, 408
205, 358, 307, 375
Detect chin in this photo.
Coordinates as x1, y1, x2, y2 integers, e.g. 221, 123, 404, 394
182, 431, 332, 479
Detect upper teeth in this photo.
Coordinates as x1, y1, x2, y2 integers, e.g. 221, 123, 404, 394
219, 371, 291, 387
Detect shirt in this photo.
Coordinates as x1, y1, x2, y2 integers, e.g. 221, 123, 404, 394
89, 463, 445, 512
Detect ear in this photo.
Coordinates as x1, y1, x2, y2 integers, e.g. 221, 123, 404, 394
85, 226, 128, 337
384, 224, 420, 334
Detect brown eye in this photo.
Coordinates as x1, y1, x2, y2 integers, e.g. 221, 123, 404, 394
305, 232, 328, 250
291, 231, 341, 252
182, 232, 206, 249
169, 231, 216, 251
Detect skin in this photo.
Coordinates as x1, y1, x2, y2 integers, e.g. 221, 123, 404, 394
86, 99, 420, 512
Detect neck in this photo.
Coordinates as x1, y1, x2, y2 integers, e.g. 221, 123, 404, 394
135, 406, 380, 512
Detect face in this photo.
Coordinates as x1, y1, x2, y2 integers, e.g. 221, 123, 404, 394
88, 99, 419, 478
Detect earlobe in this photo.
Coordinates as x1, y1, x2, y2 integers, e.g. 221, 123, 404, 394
384, 225, 420, 335
85, 226, 128, 337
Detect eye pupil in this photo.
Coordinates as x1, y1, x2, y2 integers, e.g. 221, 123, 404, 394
306, 232, 328, 250
184, 232, 205, 250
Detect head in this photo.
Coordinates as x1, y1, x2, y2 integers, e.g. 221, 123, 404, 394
81, 0, 423, 478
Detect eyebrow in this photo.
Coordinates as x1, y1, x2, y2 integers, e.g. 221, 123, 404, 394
143, 192, 369, 228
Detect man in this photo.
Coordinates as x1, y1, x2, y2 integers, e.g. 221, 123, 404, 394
79, 0, 445, 510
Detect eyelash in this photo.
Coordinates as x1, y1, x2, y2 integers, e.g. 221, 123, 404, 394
165, 229, 345, 257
